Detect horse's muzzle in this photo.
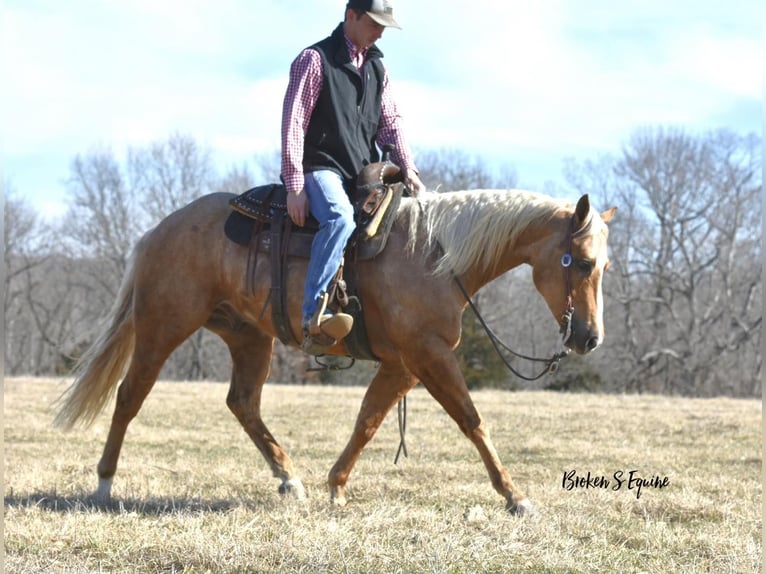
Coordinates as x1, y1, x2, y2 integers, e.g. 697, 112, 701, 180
567, 317, 602, 355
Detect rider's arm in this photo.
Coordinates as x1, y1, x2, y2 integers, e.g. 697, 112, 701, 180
281, 49, 323, 193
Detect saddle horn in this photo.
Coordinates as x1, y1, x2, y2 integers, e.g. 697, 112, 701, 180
357, 144, 402, 189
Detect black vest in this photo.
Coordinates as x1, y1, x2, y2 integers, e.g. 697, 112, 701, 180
302, 23, 384, 185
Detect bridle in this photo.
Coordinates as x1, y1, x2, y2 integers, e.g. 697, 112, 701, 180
558, 214, 577, 350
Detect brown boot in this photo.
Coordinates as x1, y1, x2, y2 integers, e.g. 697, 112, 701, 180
300, 326, 334, 355
301, 293, 353, 354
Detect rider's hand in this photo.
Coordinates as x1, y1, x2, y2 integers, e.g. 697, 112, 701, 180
286, 189, 309, 227
404, 169, 427, 197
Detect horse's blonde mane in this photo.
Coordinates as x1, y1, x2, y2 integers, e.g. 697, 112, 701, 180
405, 189, 568, 276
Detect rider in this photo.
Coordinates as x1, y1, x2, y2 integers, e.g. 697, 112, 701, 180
281, 0, 426, 352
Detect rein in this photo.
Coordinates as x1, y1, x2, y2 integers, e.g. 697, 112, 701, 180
455, 276, 571, 381
456, 214, 578, 382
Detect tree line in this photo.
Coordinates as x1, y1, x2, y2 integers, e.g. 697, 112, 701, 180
4, 128, 761, 397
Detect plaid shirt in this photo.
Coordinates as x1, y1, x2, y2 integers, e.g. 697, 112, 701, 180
281, 31, 417, 192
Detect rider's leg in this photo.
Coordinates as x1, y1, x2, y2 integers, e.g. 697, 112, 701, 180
301, 170, 356, 332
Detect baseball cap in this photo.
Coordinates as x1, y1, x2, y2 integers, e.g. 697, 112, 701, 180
348, 0, 401, 29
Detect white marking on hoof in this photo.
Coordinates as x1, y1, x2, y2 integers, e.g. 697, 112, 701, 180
95, 477, 113, 503
279, 478, 306, 500
329, 486, 347, 507
509, 498, 538, 517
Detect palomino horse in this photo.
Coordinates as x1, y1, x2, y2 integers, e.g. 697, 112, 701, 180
56, 187, 616, 515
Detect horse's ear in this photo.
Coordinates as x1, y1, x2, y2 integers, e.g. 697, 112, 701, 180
575, 194, 590, 227
600, 207, 617, 223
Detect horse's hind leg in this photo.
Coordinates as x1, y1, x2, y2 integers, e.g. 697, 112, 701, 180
328, 361, 418, 506
95, 278, 215, 500
223, 326, 304, 498
96, 335, 182, 501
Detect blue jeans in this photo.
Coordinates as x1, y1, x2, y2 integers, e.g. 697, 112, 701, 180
302, 170, 356, 323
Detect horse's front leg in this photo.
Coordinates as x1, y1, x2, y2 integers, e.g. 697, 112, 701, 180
328, 361, 418, 506
404, 340, 536, 516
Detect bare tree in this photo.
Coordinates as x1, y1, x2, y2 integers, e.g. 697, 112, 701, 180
5, 186, 49, 372
129, 132, 215, 222
568, 127, 761, 396
217, 163, 257, 194
64, 146, 146, 297
4, 186, 46, 312
253, 149, 282, 183
416, 148, 517, 191
4, 184, 95, 374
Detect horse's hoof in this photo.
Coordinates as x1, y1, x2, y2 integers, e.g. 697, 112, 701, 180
278, 478, 306, 500
94, 477, 113, 504
507, 498, 538, 517
329, 486, 347, 507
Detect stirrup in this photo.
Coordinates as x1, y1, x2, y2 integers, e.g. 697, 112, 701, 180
309, 292, 353, 341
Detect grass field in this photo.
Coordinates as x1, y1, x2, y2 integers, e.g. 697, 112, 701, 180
4, 377, 762, 573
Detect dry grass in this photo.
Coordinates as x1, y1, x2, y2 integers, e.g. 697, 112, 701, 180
4, 377, 762, 573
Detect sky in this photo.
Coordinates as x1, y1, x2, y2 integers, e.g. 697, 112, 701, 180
2, 0, 762, 219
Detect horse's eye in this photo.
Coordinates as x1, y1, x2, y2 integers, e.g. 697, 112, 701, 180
575, 259, 594, 274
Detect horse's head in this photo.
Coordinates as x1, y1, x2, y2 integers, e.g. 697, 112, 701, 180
531, 195, 617, 355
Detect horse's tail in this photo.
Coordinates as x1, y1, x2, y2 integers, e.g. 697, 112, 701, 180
55, 251, 138, 430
